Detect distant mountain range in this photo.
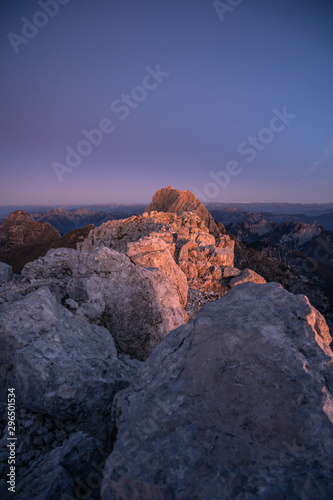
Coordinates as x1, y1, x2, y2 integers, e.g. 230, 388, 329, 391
0, 205, 146, 235
1, 202, 332, 231
207, 201, 333, 217
209, 205, 333, 231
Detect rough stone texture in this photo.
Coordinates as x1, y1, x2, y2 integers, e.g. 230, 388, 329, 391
0, 432, 106, 500
22, 247, 187, 360
0, 287, 138, 444
145, 185, 220, 236
223, 266, 241, 278
126, 236, 188, 307
230, 267, 267, 287
102, 283, 333, 500
79, 211, 235, 294
0, 263, 13, 284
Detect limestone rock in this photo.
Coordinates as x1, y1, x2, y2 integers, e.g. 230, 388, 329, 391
126, 236, 188, 307
79, 211, 235, 295
0, 287, 137, 444
102, 283, 333, 500
145, 185, 220, 236
22, 247, 187, 360
222, 266, 241, 278
210, 247, 234, 267
230, 268, 267, 286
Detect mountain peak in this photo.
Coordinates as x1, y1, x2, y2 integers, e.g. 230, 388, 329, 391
146, 186, 220, 236
4, 210, 34, 226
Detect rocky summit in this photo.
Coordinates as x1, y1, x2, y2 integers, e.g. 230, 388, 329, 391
145, 185, 222, 236
0, 187, 332, 499
80, 210, 235, 296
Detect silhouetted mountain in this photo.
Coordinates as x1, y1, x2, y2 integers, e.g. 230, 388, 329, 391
35, 208, 114, 235
0, 211, 61, 273
0, 211, 96, 272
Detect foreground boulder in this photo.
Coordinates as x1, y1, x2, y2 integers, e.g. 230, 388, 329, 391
0, 287, 138, 445
22, 247, 187, 360
102, 283, 333, 499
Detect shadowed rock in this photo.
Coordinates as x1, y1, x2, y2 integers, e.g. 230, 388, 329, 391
102, 282, 333, 500
0, 287, 138, 445
3, 433, 106, 500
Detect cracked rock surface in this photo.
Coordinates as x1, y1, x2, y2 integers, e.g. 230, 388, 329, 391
102, 282, 333, 500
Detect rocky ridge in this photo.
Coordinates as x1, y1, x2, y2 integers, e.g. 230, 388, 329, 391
80, 210, 236, 296
0, 187, 332, 499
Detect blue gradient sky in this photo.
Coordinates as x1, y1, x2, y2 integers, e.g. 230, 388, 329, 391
1, 0, 332, 204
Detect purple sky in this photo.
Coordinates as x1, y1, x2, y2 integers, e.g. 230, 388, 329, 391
1, 0, 333, 205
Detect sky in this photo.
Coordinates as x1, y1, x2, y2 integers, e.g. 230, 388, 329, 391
0, 0, 333, 205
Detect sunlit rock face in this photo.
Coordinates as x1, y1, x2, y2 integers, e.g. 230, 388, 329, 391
145, 185, 221, 236
79, 210, 235, 294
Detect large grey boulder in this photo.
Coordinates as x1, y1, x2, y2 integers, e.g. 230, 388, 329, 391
102, 282, 333, 500
0, 287, 138, 444
22, 247, 187, 360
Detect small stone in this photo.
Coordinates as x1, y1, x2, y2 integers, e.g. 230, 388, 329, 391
54, 420, 64, 429
21, 450, 35, 463
223, 266, 241, 278
33, 436, 43, 446
30, 421, 40, 433
64, 298, 78, 310
55, 429, 66, 442
43, 431, 55, 444
64, 423, 76, 433
23, 419, 34, 428
36, 425, 48, 436
44, 420, 54, 430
